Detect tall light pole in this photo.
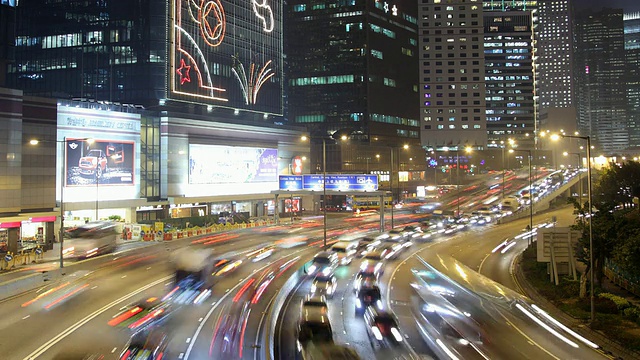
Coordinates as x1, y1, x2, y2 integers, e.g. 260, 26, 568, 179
30, 137, 93, 268
510, 148, 533, 243
564, 151, 583, 205
322, 138, 327, 247
445, 146, 472, 217
501, 141, 506, 199
302, 135, 327, 247
555, 133, 594, 324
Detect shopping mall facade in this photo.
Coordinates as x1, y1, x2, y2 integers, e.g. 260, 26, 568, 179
0, 88, 311, 253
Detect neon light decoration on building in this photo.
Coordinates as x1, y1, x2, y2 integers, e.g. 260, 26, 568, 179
171, 0, 282, 114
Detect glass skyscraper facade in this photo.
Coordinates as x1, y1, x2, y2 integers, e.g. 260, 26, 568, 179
285, 0, 419, 153
574, 8, 628, 154
483, 11, 536, 148
625, 12, 640, 150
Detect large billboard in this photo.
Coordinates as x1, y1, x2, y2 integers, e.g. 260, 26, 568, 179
171, 0, 283, 114
189, 144, 278, 184
65, 139, 135, 186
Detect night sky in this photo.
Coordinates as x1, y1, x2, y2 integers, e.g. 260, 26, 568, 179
576, 0, 640, 13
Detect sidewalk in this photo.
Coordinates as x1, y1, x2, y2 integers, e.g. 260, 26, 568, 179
515, 254, 640, 360
0, 240, 156, 284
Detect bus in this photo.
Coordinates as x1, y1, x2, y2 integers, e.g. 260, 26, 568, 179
62, 221, 118, 258
349, 196, 393, 212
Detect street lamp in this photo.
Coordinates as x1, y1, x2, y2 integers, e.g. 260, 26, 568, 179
564, 151, 583, 205
509, 148, 533, 243
444, 146, 472, 217
30, 137, 94, 268
553, 133, 594, 324
302, 135, 328, 247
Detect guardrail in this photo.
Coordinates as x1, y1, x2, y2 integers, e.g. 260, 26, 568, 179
0, 246, 44, 271
261, 261, 310, 360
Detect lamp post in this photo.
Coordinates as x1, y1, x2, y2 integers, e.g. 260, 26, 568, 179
555, 133, 594, 324
302, 136, 327, 247
564, 151, 583, 205
29, 137, 93, 268
444, 146, 472, 217
501, 141, 506, 199
509, 148, 533, 243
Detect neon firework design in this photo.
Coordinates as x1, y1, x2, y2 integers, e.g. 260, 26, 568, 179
172, 0, 279, 109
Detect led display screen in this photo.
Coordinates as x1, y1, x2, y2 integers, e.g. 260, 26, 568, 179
65, 139, 135, 187
171, 0, 282, 114
189, 144, 278, 184
0, 0, 16, 6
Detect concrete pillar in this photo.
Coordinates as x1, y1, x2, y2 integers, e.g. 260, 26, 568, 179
7, 227, 19, 253
45, 222, 54, 250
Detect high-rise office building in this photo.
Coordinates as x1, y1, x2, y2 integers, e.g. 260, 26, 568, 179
8, 0, 283, 118
0, 1, 15, 87
483, 11, 536, 149
286, 0, 421, 174
538, 0, 573, 109
418, 0, 487, 149
625, 12, 640, 149
574, 8, 628, 154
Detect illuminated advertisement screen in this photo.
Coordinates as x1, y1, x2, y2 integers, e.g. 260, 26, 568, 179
1, 0, 16, 6
189, 144, 278, 184
171, 0, 283, 114
65, 139, 135, 186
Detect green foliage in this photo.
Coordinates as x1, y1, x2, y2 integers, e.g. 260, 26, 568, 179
597, 292, 631, 310
108, 215, 122, 221
623, 306, 640, 320
578, 296, 618, 314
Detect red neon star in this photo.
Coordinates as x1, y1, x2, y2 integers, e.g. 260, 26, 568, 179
176, 58, 191, 85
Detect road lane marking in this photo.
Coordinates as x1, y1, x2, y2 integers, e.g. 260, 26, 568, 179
23, 275, 173, 360
253, 292, 277, 360
185, 251, 306, 360
478, 252, 491, 274
90, 286, 98, 290
111, 348, 117, 353
22, 315, 30, 320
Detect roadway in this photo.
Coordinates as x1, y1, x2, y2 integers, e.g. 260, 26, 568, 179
0, 213, 408, 360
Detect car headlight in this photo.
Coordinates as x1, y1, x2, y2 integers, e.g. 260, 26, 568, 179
326, 287, 333, 294
391, 327, 403, 342
308, 265, 316, 274
371, 326, 383, 341
356, 299, 362, 308
376, 300, 383, 309
310, 284, 317, 293
321, 267, 331, 276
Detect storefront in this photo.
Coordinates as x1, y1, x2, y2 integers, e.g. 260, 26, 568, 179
0, 216, 56, 253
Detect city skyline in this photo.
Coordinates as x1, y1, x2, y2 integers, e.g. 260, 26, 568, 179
578, 0, 640, 12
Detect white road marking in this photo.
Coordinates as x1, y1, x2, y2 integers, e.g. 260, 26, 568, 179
90, 286, 98, 290
22, 275, 173, 360
111, 348, 117, 353
146, 267, 151, 270
186, 337, 191, 343
22, 315, 30, 320
198, 317, 203, 322
121, 275, 127, 279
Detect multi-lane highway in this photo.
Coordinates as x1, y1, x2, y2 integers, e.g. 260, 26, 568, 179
0, 168, 602, 360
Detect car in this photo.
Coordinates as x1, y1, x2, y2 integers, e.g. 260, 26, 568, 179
79, 149, 108, 178
300, 294, 328, 315
403, 225, 423, 238
246, 245, 275, 262
108, 297, 173, 330
364, 307, 404, 346
354, 274, 378, 293
377, 243, 405, 260
119, 328, 169, 360
355, 284, 383, 315
356, 236, 381, 257
311, 274, 338, 299
297, 306, 334, 350
307, 251, 338, 276
330, 241, 358, 265
387, 229, 406, 241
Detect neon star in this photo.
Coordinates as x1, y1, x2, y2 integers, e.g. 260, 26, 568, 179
384, 2, 389, 13
392, 4, 398, 16
176, 58, 191, 85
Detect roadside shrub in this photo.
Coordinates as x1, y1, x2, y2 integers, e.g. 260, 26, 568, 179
579, 296, 619, 314
623, 307, 640, 320
598, 293, 631, 310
